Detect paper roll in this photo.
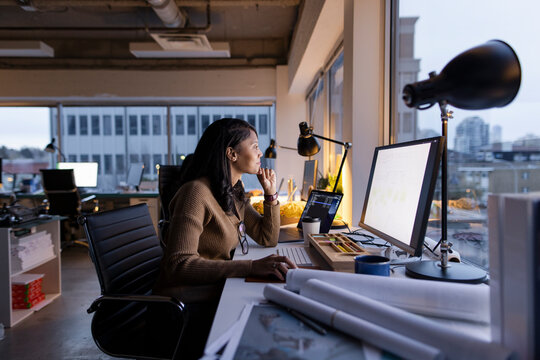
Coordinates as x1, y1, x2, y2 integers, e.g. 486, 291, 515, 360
286, 268, 490, 323
300, 279, 514, 360
263, 284, 442, 360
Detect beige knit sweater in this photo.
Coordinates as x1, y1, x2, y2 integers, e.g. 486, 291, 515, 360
153, 177, 280, 303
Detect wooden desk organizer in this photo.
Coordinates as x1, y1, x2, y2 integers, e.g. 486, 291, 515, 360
308, 233, 369, 272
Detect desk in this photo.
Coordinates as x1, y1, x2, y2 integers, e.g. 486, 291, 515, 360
0, 191, 160, 233
205, 231, 491, 355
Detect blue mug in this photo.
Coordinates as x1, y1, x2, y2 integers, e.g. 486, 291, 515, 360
354, 255, 390, 276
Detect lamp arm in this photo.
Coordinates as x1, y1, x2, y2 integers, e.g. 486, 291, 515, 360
333, 146, 349, 193
54, 145, 67, 162
312, 133, 352, 149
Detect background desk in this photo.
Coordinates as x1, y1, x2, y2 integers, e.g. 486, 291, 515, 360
0, 191, 161, 233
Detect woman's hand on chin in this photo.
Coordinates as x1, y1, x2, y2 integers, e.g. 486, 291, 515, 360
257, 167, 276, 196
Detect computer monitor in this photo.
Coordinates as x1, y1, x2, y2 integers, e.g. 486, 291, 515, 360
126, 162, 145, 191
301, 159, 318, 201
57, 162, 98, 188
358, 137, 443, 257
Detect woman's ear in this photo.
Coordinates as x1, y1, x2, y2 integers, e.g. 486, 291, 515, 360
226, 147, 237, 162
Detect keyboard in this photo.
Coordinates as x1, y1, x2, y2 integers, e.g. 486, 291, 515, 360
276, 246, 313, 266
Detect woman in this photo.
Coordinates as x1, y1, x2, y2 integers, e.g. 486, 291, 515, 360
154, 118, 295, 359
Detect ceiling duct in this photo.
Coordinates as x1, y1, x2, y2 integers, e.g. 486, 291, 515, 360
147, 0, 187, 28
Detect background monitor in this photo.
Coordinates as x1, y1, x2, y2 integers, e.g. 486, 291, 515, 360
126, 162, 145, 190
358, 137, 442, 257
301, 159, 318, 201
297, 190, 343, 233
57, 162, 98, 188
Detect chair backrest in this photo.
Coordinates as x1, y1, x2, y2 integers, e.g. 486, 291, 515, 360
82, 203, 163, 295
158, 165, 184, 221
40, 169, 82, 216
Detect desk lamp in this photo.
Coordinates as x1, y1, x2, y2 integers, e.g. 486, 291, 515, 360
402, 40, 521, 283
44, 138, 66, 162
297, 122, 352, 193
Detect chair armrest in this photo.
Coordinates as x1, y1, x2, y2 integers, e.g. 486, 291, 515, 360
87, 294, 184, 314
81, 194, 97, 203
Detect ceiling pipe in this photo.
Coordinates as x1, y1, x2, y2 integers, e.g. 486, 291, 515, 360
147, 0, 186, 28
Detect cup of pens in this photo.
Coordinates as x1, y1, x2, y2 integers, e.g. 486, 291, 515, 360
354, 255, 390, 276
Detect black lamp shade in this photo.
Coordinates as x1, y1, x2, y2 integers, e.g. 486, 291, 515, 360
403, 40, 521, 110
297, 122, 320, 156
264, 139, 277, 159
44, 139, 56, 153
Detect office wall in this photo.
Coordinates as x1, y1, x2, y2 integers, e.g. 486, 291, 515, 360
0, 68, 276, 104
343, 0, 387, 224
275, 65, 305, 190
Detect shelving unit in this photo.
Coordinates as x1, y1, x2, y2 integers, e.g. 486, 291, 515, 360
0, 217, 62, 327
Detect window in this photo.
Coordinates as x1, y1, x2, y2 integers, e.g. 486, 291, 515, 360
92, 154, 101, 174
141, 115, 149, 135
176, 115, 184, 135
201, 115, 210, 132
259, 114, 268, 135
236, 114, 244, 120
79, 115, 88, 135
142, 154, 150, 175
80, 154, 89, 162
116, 154, 125, 174
247, 114, 256, 128
67, 115, 76, 135
91, 115, 100, 135
115, 115, 124, 135
395, 1, 540, 269
129, 115, 138, 135
213, 114, 221, 122
104, 154, 112, 174
152, 115, 161, 135
68, 154, 77, 162
130, 154, 139, 164
68, 115, 77, 135
187, 115, 196, 135
103, 115, 112, 136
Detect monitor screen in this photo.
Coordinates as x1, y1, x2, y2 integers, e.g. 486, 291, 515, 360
297, 190, 343, 233
57, 162, 98, 188
127, 162, 145, 188
301, 159, 318, 201
358, 137, 442, 257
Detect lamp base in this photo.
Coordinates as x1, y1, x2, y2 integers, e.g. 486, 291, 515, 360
405, 260, 487, 284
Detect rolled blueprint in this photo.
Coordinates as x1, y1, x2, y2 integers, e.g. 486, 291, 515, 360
263, 284, 442, 360
286, 268, 489, 323
301, 279, 514, 360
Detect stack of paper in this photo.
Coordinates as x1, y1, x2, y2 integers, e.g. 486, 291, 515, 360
259, 269, 515, 360
11, 273, 45, 309
10, 231, 54, 273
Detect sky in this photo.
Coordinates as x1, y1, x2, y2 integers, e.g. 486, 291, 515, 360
0, 107, 50, 150
400, 0, 540, 145
0, 1, 538, 150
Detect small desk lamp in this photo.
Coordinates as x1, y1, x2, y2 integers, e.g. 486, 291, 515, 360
402, 40, 521, 283
297, 122, 352, 193
44, 138, 66, 162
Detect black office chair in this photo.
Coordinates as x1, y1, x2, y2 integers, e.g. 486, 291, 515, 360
40, 169, 97, 247
80, 203, 187, 360
157, 159, 191, 247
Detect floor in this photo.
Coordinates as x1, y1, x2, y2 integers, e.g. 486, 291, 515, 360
0, 246, 117, 360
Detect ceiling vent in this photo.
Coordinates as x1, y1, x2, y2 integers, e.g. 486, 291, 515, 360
130, 33, 230, 58
0, 41, 54, 57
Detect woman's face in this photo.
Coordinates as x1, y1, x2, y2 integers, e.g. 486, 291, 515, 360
231, 130, 262, 175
